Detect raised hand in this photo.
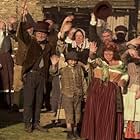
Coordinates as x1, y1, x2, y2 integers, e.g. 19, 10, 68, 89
89, 41, 97, 53
60, 15, 74, 33
128, 49, 140, 59
127, 37, 140, 47
63, 15, 74, 23
50, 55, 60, 66
61, 22, 72, 33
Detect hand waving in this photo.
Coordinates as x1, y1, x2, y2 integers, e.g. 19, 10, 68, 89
50, 55, 60, 66
89, 42, 97, 53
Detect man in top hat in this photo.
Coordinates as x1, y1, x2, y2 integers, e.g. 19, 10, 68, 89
17, 14, 56, 132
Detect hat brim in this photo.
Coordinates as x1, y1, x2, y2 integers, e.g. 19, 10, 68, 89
93, 1, 112, 20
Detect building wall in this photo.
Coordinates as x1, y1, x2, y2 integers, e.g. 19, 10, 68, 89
0, 0, 139, 36
0, 0, 43, 21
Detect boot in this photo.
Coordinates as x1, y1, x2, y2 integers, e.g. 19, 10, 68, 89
67, 131, 76, 140
11, 104, 19, 112
33, 123, 48, 132
24, 123, 32, 133
73, 127, 81, 139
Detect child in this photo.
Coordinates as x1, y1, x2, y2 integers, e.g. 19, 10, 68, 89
50, 51, 87, 140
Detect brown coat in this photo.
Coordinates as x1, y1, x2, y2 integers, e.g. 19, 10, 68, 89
17, 22, 55, 79
50, 65, 87, 97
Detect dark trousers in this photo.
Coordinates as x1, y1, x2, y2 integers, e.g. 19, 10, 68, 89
23, 72, 45, 124
43, 80, 52, 110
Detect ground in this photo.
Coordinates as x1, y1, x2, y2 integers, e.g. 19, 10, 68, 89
0, 109, 67, 140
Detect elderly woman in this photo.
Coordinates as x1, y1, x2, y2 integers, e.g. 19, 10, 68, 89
81, 43, 129, 140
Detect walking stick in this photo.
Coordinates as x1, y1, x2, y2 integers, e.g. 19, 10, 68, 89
16, 0, 28, 37
55, 93, 64, 124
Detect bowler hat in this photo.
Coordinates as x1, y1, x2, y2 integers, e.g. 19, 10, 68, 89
34, 21, 49, 33
65, 51, 78, 61
93, 1, 112, 20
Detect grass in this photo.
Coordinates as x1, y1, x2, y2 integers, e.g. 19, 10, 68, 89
0, 109, 67, 140
0, 124, 66, 140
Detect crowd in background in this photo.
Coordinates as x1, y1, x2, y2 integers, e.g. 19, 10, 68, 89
0, 2, 140, 140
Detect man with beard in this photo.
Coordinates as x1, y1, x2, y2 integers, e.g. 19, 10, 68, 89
0, 20, 14, 109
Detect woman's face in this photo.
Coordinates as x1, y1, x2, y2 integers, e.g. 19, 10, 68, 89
75, 31, 84, 45
104, 50, 114, 62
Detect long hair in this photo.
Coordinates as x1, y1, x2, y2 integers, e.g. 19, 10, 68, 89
103, 42, 120, 61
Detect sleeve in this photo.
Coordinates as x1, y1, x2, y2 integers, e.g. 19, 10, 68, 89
2, 36, 12, 53
25, 13, 36, 27
80, 68, 88, 96
16, 22, 32, 46
49, 64, 59, 76
56, 39, 65, 54
121, 49, 130, 64
120, 62, 129, 82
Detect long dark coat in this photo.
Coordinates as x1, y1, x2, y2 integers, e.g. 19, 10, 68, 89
0, 35, 14, 91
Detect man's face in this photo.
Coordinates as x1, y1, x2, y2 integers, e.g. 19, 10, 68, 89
102, 32, 112, 44
35, 32, 47, 42
116, 32, 126, 41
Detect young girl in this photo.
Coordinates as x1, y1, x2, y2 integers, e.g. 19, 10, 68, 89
81, 44, 128, 140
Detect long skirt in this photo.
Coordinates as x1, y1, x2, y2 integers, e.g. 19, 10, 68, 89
81, 78, 123, 140
123, 84, 140, 139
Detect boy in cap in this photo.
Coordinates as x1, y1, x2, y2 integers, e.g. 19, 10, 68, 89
50, 51, 87, 140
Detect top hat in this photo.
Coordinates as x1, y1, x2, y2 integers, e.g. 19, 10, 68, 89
93, 1, 112, 20
34, 21, 49, 33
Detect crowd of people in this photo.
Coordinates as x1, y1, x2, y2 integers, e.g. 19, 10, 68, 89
0, 2, 140, 140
